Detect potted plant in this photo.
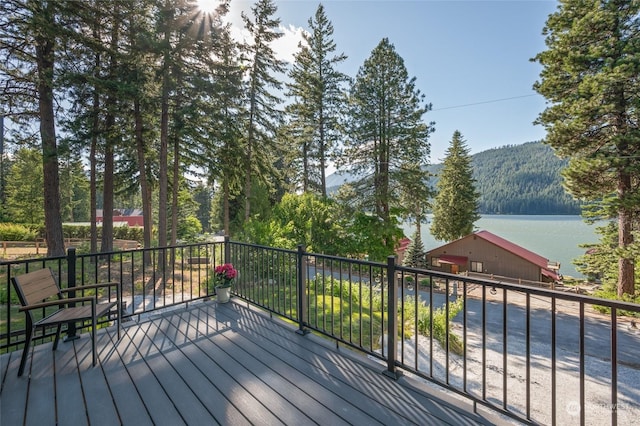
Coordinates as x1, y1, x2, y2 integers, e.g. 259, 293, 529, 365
214, 263, 237, 303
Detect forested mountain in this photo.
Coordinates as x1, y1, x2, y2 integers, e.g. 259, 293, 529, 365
328, 141, 582, 215
470, 142, 580, 215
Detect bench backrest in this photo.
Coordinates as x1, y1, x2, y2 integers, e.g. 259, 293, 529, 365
11, 268, 62, 307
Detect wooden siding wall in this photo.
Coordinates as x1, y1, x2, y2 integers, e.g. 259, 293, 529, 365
428, 235, 541, 282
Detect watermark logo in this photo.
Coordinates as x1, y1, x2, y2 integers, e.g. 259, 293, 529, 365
566, 401, 581, 416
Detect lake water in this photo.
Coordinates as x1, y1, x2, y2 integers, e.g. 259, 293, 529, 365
403, 215, 603, 279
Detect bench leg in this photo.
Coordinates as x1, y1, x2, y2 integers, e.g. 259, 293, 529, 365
52, 323, 62, 351
92, 307, 97, 367
18, 326, 34, 377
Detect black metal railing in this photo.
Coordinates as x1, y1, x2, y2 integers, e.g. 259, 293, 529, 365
227, 241, 640, 425
1, 240, 225, 350
2, 238, 639, 425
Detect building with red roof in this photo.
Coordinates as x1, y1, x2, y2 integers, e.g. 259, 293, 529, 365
426, 230, 561, 284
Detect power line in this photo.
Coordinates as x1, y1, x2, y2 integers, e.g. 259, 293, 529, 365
432, 94, 538, 111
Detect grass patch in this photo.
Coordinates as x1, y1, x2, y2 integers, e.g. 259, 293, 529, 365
308, 275, 464, 355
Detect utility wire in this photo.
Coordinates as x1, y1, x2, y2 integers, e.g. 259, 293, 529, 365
432, 94, 538, 111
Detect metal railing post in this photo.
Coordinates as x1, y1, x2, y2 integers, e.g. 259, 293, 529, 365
224, 235, 231, 264
296, 244, 308, 335
383, 255, 399, 379
65, 247, 79, 341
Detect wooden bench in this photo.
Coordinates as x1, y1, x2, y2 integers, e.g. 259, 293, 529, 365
11, 268, 121, 377
187, 256, 209, 265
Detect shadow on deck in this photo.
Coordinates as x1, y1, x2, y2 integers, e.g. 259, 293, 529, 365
1, 299, 510, 425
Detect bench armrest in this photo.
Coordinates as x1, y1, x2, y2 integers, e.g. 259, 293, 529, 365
19, 296, 96, 312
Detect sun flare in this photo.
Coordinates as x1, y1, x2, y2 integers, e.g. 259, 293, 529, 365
196, 0, 218, 14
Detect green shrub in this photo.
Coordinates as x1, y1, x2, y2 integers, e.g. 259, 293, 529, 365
0, 223, 38, 241
403, 296, 464, 355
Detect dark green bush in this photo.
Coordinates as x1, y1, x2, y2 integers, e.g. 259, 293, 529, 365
0, 223, 38, 241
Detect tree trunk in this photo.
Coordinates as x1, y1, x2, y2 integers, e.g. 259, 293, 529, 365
134, 98, 153, 253
100, 139, 114, 253
617, 202, 635, 297
319, 105, 326, 198
244, 121, 254, 222
35, 5, 64, 257
90, 115, 98, 254
170, 102, 181, 247
100, 11, 120, 254
89, 26, 100, 254
223, 179, 230, 237
158, 39, 170, 250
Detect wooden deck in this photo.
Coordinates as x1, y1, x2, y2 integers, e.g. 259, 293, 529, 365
1, 299, 509, 425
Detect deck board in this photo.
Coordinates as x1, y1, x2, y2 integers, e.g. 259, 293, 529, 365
166, 309, 341, 425
1, 351, 27, 425
101, 328, 154, 426
0, 299, 509, 426
54, 337, 88, 426
25, 343, 56, 426
210, 303, 451, 425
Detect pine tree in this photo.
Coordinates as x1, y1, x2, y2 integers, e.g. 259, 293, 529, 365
431, 131, 480, 242
403, 229, 427, 268
533, 0, 640, 296
0, 0, 69, 255
207, 23, 245, 236
241, 0, 286, 221
286, 4, 349, 197
341, 38, 433, 255
4, 148, 44, 224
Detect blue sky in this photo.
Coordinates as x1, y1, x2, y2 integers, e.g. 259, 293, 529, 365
226, 0, 558, 164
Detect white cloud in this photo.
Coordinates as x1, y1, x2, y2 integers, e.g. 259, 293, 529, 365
224, 2, 305, 65
228, 22, 305, 65
273, 24, 306, 64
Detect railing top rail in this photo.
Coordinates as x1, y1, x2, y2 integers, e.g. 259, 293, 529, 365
396, 263, 640, 312
229, 240, 297, 255
306, 251, 389, 268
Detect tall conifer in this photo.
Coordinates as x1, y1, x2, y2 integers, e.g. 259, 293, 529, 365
341, 38, 433, 254
286, 4, 349, 197
431, 131, 480, 242
241, 0, 286, 221
533, 0, 640, 296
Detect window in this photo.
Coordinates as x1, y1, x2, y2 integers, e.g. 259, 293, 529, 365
471, 261, 483, 273
431, 257, 441, 267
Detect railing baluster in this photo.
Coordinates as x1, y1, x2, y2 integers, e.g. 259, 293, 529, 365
526, 292, 531, 420
611, 307, 618, 426
445, 278, 450, 385
2, 240, 640, 426
384, 256, 398, 378
482, 284, 487, 401
429, 274, 433, 377
580, 302, 585, 426
503, 287, 508, 410
463, 281, 467, 393
296, 245, 307, 335
552, 297, 557, 425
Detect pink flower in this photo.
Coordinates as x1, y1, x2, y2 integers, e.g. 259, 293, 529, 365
215, 263, 237, 286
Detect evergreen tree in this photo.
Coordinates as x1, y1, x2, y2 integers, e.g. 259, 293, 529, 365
0, 0, 70, 255
241, 0, 286, 221
58, 149, 90, 222
403, 229, 426, 268
431, 131, 480, 242
341, 38, 433, 255
286, 4, 349, 197
398, 161, 433, 237
533, 0, 640, 296
4, 148, 44, 224
207, 22, 245, 237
